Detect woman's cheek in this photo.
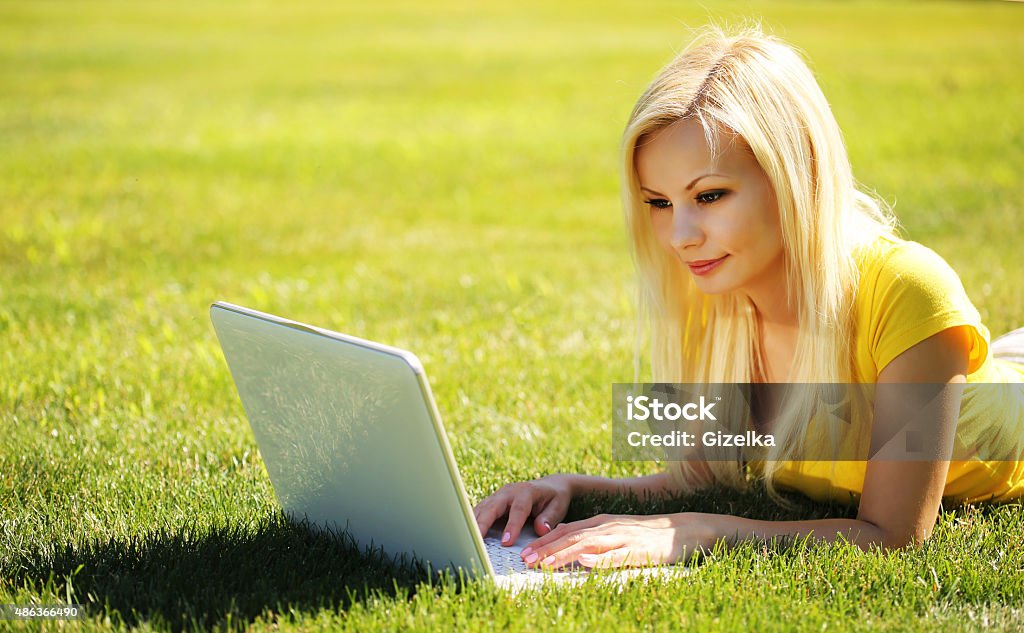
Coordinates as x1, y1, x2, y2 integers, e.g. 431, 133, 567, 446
651, 214, 674, 249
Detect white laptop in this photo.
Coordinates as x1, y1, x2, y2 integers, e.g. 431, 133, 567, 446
209, 301, 689, 591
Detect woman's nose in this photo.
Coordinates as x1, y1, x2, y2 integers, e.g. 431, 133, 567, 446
670, 206, 703, 251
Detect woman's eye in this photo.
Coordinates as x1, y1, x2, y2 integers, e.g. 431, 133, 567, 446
696, 190, 726, 204
644, 198, 672, 210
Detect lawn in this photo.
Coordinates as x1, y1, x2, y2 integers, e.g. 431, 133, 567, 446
1, 0, 1023, 630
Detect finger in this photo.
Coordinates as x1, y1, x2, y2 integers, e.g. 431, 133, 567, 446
528, 533, 616, 570
533, 494, 568, 536
501, 495, 534, 545
474, 497, 509, 537
578, 548, 651, 569
472, 504, 490, 531
522, 520, 610, 567
523, 514, 605, 555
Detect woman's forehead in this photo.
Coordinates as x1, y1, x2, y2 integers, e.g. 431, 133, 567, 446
636, 119, 753, 175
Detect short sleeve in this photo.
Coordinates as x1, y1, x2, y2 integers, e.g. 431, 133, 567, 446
862, 240, 989, 375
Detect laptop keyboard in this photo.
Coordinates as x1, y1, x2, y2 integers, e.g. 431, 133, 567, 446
483, 537, 535, 575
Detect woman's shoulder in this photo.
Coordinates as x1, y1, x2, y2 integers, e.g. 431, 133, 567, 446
852, 233, 977, 310
851, 233, 990, 377
854, 234, 955, 281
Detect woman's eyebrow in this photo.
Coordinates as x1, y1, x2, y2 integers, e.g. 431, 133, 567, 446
641, 173, 726, 197
685, 173, 726, 190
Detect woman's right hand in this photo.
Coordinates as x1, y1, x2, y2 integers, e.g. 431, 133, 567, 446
472, 473, 575, 546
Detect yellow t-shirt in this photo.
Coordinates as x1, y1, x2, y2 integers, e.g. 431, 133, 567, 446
773, 234, 1024, 505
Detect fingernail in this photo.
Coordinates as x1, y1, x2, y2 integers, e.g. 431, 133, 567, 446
542, 555, 555, 566
521, 546, 533, 557
578, 554, 596, 566
502, 531, 511, 543
543, 521, 551, 531
524, 552, 539, 564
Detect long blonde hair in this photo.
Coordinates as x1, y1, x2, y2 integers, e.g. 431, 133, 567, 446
621, 24, 899, 496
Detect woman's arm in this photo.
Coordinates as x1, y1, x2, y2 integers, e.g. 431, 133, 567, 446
715, 326, 970, 550
563, 472, 672, 499
519, 327, 971, 567
558, 450, 719, 505
564, 460, 713, 500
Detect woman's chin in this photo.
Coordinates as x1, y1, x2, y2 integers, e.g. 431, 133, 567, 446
689, 277, 735, 296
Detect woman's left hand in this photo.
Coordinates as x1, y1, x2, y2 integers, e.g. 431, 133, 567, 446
519, 512, 718, 569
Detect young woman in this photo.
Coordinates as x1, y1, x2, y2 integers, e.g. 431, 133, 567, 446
472, 26, 1024, 569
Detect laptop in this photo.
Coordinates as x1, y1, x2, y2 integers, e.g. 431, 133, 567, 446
209, 301, 688, 591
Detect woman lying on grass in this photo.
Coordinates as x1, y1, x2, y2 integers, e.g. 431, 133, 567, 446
473, 25, 1024, 568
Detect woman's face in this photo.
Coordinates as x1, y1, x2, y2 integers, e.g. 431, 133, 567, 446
635, 118, 786, 303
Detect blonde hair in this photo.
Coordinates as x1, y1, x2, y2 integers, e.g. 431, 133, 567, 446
621, 24, 899, 497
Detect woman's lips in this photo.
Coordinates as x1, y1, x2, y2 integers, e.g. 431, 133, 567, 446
686, 255, 728, 276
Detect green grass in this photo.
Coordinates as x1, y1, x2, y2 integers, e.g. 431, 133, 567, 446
2, 0, 1023, 630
